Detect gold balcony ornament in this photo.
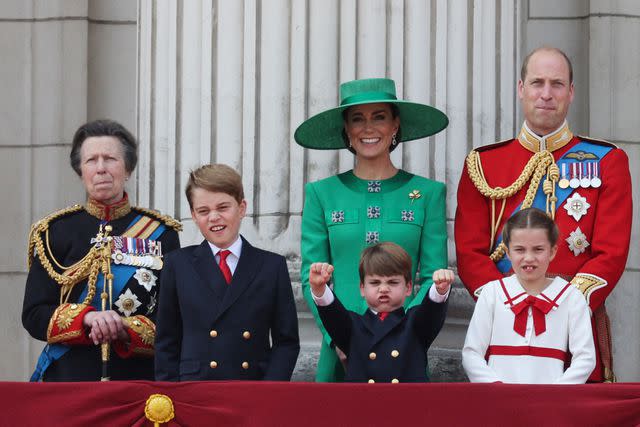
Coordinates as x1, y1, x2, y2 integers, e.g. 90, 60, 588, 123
145, 394, 175, 426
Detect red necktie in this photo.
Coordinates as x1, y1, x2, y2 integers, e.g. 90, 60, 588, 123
218, 250, 232, 284
510, 295, 553, 337
378, 312, 389, 322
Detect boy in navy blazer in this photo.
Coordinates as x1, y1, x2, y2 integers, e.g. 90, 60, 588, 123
155, 164, 299, 381
309, 242, 453, 383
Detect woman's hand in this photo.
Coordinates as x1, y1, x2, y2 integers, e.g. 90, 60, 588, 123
309, 262, 334, 297
83, 310, 129, 345
432, 269, 455, 295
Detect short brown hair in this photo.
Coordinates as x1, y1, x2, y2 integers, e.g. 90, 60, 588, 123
185, 164, 244, 208
520, 46, 573, 83
359, 242, 412, 283
502, 208, 559, 248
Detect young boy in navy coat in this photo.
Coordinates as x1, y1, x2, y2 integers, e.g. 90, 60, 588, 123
309, 242, 453, 383
155, 164, 299, 381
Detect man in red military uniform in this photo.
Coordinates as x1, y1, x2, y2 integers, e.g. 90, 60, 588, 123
455, 46, 632, 382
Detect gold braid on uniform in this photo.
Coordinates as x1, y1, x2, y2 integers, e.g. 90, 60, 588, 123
132, 206, 183, 232
27, 205, 112, 305
465, 150, 559, 263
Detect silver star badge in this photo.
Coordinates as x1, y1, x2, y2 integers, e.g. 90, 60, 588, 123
566, 227, 590, 256
134, 268, 157, 292
115, 289, 142, 316
563, 192, 590, 222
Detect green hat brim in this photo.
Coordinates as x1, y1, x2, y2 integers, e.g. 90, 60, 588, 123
294, 100, 449, 150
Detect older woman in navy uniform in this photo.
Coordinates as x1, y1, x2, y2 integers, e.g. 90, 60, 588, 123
22, 120, 181, 381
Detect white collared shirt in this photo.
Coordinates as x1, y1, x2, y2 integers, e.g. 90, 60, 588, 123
207, 235, 243, 275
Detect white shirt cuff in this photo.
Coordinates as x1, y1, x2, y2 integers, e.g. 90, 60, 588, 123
429, 284, 450, 303
311, 286, 335, 306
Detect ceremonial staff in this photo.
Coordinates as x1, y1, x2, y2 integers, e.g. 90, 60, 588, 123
96, 225, 114, 381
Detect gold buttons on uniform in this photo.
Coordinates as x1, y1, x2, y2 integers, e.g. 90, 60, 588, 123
391, 378, 399, 384
391, 350, 399, 358
368, 379, 375, 383
369, 352, 377, 360
242, 362, 249, 369
70, 304, 78, 309
242, 331, 251, 339
210, 330, 218, 338
209, 361, 218, 369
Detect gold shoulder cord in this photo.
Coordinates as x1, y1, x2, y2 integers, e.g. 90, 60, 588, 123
27, 205, 109, 306
465, 150, 559, 262
132, 207, 183, 232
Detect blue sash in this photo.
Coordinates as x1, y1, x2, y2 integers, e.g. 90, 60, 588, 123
30, 216, 166, 381
493, 141, 613, 273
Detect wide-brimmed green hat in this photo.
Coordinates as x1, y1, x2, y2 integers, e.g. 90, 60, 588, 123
294, 78, 448, 150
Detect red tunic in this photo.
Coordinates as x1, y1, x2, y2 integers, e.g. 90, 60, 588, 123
455, 124, 632, 382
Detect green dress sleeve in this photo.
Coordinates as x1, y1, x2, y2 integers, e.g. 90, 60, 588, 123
300, 182, 333, 346
407, 181, 448, 309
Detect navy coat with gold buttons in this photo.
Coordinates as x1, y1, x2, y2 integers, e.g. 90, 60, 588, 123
154, 236, 300, 381
317, 291, 447, 383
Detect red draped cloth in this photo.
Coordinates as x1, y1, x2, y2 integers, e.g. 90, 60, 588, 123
2, 381, 639, 426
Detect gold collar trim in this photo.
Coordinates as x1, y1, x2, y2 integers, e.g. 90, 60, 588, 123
517, 121, 573, 153
85, 193, 131, 221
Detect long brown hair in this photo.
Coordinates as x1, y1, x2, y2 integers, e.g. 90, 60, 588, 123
502, 207, 559, 248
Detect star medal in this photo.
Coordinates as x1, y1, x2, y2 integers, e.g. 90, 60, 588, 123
566, 227, 590, 256
134, 268, 158, 292
558, 163, 570, 189
563, 193, 590, 221
569, 163, 580, 189
580, 162, 591, 188
591, 162, 602, 188
115, 289, 142, 316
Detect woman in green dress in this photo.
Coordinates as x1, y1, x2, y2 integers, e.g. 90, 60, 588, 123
295, 78, 449, 382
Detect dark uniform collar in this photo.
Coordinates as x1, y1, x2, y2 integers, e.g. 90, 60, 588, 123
85, 193, 132, 221
517, 121, 573, 153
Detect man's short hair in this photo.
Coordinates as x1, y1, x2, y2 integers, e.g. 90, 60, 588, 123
185, 164, 244, 208
359, 242, 412, 284
520, 46, 574, 83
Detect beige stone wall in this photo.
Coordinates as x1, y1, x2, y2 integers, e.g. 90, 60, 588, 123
1, 0, 637, 382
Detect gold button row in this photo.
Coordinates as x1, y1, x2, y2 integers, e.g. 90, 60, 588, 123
369, 350, 400, 360
209, 330, 251, 339
209, 361, 250, 370
367, 378, 400, 383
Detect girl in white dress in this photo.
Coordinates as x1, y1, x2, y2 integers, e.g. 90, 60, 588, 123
462, 208, 595, 384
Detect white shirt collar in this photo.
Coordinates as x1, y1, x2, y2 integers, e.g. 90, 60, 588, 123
207, 235, 243, 259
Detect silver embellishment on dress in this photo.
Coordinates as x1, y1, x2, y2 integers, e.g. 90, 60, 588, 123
367, 181, 381, 193
367, 206, 381, 219
331, 210, 345, 223
401, 210, 414, 222
365, 231, 380, 244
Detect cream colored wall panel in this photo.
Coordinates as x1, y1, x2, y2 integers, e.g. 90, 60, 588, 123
528, 0, 588, 18
356, 0, 386, 78
0, 0, 86, 19
213, 1, 244, 170
0, 148, 31, 271
0, 273, 32, 381
88, 23, 137, 130
609, 271, 640, 381
32, 20, 88, 145
590, 0, 640, 15
31, 146, 85, 220
0, 23, 31, 146
88, 0, 136, 21
337, 0, 357, 174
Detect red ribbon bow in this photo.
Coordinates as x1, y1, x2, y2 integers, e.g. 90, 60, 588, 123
510, 295, 553, 337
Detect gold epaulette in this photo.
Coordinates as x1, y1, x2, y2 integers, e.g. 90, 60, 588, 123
132, 206, 183, 232
27, 205, 84, 269
576, 135, 618, 149
472, 138, 513, 153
